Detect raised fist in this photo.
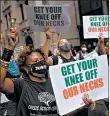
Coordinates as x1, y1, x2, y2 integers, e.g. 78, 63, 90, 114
45, 26, 55, 39
7, 27, 18, 48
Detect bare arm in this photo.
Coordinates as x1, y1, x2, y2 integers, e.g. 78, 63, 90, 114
0, 28, 18, 94
41, 26, 55, 66
98, 36, 106, 55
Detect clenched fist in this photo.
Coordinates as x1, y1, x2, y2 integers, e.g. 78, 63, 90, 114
7, 27, 18, 49
45, 26, 55, 39
8, 27, 18, 39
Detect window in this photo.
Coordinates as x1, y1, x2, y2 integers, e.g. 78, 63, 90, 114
20, 4, 24, 21
79, 0, 102, 15
5, 15, 9, 29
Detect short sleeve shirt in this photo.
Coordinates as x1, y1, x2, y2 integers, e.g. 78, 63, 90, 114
6, 78, 58, 116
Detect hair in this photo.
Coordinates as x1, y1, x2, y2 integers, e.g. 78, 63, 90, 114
17, 47, 45, 73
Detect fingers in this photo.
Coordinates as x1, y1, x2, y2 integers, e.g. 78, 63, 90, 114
82, 97, 93, 105
98, 35, 104, 39
46, 25, 55, 33
8, 27, 18, 39
10, 27, 17, 33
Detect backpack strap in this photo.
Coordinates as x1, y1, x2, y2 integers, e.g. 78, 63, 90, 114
58, 56, 63, 64
15, 80, 28, 116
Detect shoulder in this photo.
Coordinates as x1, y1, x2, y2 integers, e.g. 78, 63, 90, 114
12, 78, 24, 86
6, 78, 25, 102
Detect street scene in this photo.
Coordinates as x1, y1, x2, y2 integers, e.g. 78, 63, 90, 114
0, 0, 109, 116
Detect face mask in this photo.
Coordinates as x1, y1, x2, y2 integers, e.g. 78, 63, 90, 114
81, 47, 87, 52
28, 60, 48, 78
59, 43, 71, 52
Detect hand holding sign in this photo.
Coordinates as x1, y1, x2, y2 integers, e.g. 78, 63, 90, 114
45, 26, 55, 39
82, 96, 96, 110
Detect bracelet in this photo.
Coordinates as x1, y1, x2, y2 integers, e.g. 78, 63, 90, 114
0, 59, 9, 64
1, 48, 13, 62
0, 63, 8, 68
0, 60, 9, 68
0, 59, 9, 65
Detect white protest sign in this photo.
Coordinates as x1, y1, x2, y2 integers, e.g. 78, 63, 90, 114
49, 55, 108, 115
84, 50, 98, 59
14, 46, 24, 55
26, 4, 71, 32
83, 15, 109, 38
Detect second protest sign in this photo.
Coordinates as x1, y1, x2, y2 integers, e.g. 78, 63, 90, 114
49, 55, 108, 115
26, 4, 71, 32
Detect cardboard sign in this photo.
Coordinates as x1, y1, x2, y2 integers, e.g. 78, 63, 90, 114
83, 15, 109, 38
26, 4, 71, 32
84, 50, 98, 59
49, 55, 108, 115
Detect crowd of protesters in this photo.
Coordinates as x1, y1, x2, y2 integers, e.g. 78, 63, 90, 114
0, 26, 109, 116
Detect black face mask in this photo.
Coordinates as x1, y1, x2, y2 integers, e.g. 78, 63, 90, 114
59, 43, 71, 52
28, 60, 48, 78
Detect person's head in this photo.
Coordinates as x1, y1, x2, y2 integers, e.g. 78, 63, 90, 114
17, 47, 48, 79
57, 39, 71, 53
81, 43, 87, 53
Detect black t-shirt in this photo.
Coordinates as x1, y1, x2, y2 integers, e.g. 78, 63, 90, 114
52, 55, 76, 65
6, 78, 58, 116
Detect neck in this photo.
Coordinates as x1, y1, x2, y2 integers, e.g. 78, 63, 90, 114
60, 51, 71, 59
29, 75, 46, 83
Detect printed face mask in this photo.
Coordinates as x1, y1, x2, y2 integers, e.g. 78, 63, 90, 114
28, 60, 48, 78
59, 43, 71, 52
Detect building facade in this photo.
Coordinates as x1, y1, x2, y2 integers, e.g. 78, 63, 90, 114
1, 0, 108, 51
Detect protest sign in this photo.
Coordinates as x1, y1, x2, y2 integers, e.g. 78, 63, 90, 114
83, 15, 109, 38
14, 46, 24, 55
49, 55, 108, 115
26, 4, 71, 32
84, 50, 98, 59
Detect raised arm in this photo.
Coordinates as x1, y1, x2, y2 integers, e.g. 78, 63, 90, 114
0, 27, 18, 94
0, 32, 5, 48
41, 26, 55, 65
98, 36, 106, 55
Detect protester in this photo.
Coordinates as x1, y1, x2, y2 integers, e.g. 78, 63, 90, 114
42, 27, 76, 65
0, 27, 58, 116
76, 43, 88, 60
42, 26, 109, 116
42, 26, 99, 116
0, 27, 97, 116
